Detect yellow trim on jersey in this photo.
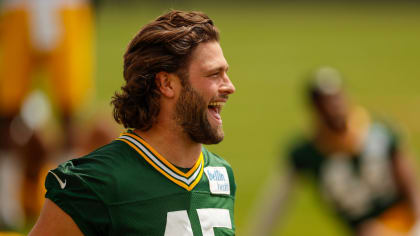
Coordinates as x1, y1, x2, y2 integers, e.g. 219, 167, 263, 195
116, 132, 204, 191
123, 133, 201, 178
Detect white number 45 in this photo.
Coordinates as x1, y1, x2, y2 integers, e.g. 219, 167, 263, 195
164, 208, 232, 236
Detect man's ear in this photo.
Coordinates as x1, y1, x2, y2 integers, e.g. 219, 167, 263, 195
155, 71, 178, 98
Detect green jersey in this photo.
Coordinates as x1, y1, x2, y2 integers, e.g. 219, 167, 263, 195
288, 122, 402, 227
45, 131, 236, 235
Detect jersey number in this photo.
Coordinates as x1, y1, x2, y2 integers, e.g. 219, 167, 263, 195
164, 208, 232, 236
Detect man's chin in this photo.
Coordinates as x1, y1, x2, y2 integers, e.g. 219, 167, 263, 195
208, 130, 225, 144
201, 127, 224, 145
202, 136, 224, 145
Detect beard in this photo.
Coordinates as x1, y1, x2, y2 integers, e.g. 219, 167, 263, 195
174, 82, 224, 145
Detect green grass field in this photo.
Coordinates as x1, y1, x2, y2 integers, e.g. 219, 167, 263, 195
94, 2, 420, 235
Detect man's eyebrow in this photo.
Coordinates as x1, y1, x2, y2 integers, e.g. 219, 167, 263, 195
206, 65, 229, 73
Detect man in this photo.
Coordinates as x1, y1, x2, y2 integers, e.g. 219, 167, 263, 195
29, 10, 236, 235
248, 67, 420, 236
0, 0, 95, 229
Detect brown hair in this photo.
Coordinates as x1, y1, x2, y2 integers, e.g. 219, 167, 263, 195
111, 10, 219, 130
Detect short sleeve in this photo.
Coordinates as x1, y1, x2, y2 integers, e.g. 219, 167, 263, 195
289, 147, 305, 171
45, 161, 110, 235
387, 126, 400, 158
288, 142, 310, 171
287, 138, 323, 175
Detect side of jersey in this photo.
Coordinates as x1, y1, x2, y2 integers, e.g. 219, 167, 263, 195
45, 136, 236, 235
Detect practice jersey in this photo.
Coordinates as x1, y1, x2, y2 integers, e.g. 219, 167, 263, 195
45, 131, 236, 235
289, 122, 403, 227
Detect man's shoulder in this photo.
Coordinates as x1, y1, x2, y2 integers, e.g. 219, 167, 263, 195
46, 139, 148, 202
202, 147, 233, 170
70, 139, 138, 173
286, 135, 322, 171
369, 120, 398, 136
288, 135, 315, 156
90, 138, 134, 156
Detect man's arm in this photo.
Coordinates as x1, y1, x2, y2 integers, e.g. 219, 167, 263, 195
356, 151, 420, 236
392, 151, 420, 236
29, 199, 84, 236
392, 151, 420, 219
245, 168, 297, 236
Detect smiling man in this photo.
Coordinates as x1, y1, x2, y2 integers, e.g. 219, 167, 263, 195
29, 10, 236, 236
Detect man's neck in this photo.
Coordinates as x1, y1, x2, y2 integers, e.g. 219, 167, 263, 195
314, 107, 370, 154
133, 125, 202, 169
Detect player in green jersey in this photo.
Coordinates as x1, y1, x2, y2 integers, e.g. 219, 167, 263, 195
248, 67, 420, 236
29, 10, 236, 236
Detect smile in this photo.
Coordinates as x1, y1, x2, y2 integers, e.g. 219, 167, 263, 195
208, 101, 225, 124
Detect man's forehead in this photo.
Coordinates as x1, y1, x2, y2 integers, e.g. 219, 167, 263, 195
189, 41, 228, 70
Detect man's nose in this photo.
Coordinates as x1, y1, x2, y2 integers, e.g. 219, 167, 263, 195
220, 74, 235, 95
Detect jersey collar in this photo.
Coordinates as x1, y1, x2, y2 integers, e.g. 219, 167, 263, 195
116, 132, 204, 191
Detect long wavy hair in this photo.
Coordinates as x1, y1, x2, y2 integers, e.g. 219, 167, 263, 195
111, 10, 219, 130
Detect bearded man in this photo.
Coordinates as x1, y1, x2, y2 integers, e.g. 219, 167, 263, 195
29, 10, 236, 236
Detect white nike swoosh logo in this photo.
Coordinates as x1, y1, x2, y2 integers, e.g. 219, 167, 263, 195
49, 170, 67, 189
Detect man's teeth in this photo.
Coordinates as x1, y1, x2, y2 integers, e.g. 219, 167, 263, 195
208, 102, 224, 107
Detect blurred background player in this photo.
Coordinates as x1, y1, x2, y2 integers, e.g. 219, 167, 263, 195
0, 0, 96, 231
248, 67, 420, 236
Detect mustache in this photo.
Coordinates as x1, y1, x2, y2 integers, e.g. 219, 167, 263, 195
210, 94, 229, 102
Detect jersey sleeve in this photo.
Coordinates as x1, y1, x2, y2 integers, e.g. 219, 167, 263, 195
45, 160, 110, 235
289, 147, 306, 171
387, 125, 400, 158
288, 142, 310, 171
287, 137, 323, 176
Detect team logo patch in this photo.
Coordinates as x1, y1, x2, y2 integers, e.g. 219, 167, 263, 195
204, 167, 230, 195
